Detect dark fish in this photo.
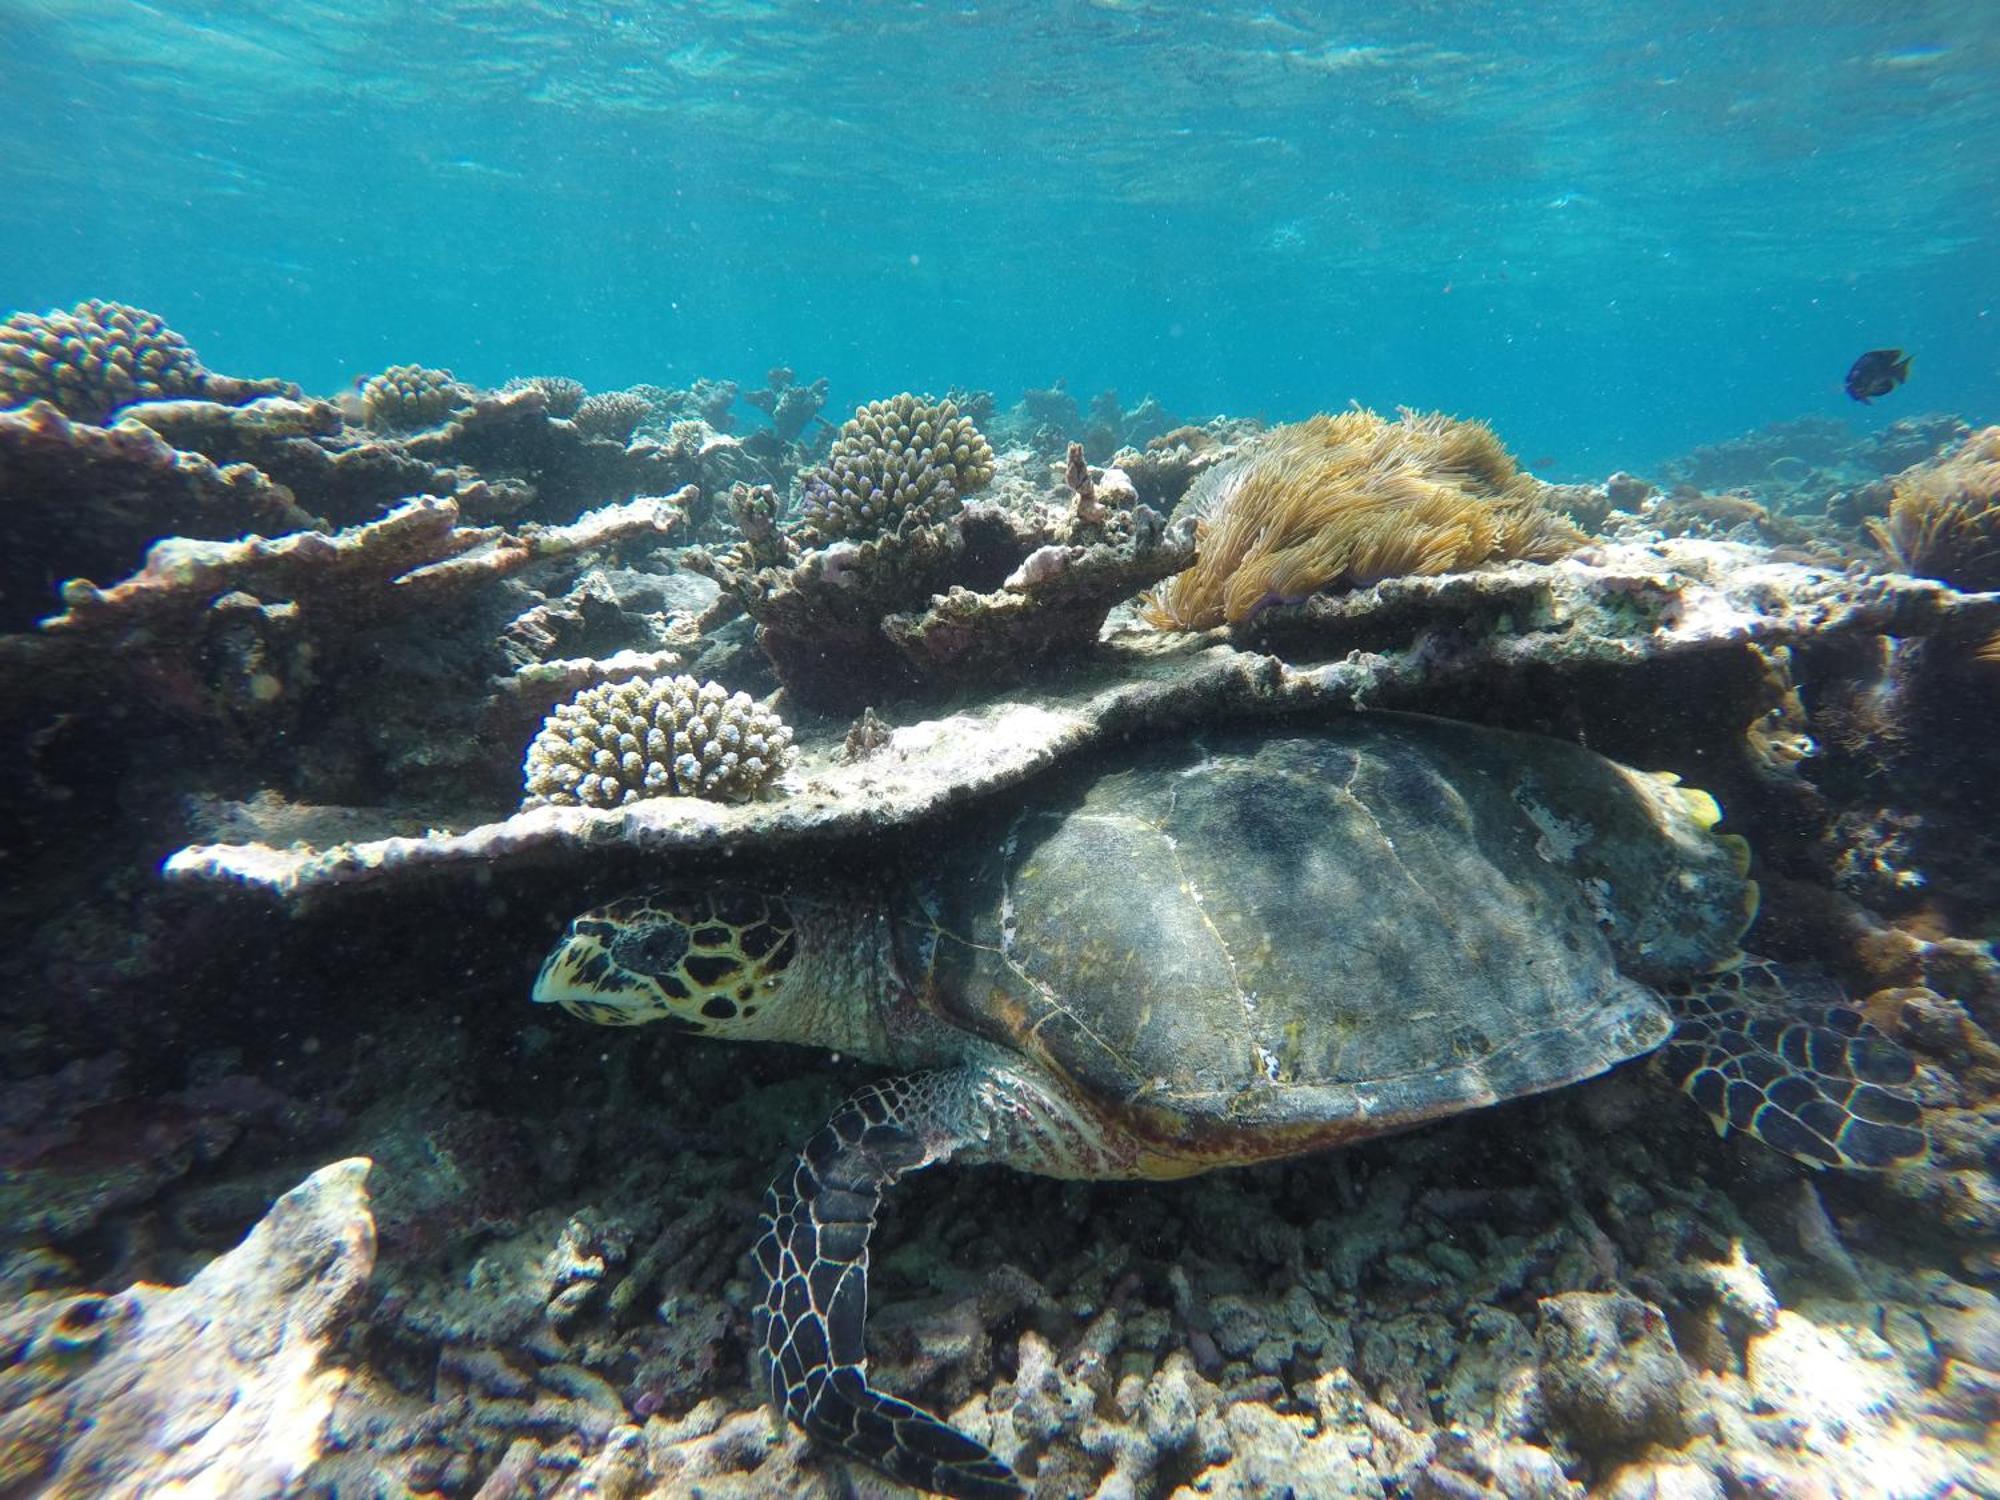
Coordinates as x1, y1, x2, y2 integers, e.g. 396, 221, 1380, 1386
1845, 348, 1911, 403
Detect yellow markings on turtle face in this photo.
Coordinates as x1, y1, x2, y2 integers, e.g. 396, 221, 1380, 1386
1676, 785, 1725, 831
534, 889, 799, 1031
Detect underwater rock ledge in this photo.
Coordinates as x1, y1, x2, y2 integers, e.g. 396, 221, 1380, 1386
162, 542, 1998, 901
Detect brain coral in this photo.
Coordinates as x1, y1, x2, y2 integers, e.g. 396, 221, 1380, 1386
574, 389, 651, 444
522, 675, 795, 808
795, 392, 994, 546
360, 364, 468, 433
1868, 425, 2000, 592
1141, 407, 1582, 630
0, 299, 207, 423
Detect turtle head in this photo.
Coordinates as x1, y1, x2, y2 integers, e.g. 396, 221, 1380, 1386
533, 886, 801, 1034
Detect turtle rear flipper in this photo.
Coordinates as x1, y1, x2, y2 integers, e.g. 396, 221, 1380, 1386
756, 1073, 1025, 1500
1658, 959, 1926, 1170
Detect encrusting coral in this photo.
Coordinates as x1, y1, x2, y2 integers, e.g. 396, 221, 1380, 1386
0, 299, 208, 422
522, 674, 794, 809
361, 364, 468, 433
1868, 425, 2000, 592
1140, 407, 1583, 631
795, 392, 994, 545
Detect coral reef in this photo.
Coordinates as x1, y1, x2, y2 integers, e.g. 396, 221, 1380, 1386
0, 298, 247, 423
628, 378, 740, 436
1868, 425, 2000, 592
522, 674, 793, 808
1141, 408, 1582, 631
745, 366, 829, 441
879, 498, 1196, 686
501, 374, 588, 419
575, 389, 652, 444
0, 399, 320, 632
359, 363, 470, 433
795, 391, 995, 546
162, 537, 1998, 898
1, 298, 1994, 1500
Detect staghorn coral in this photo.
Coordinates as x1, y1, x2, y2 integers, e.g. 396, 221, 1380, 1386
522, 674, 793, 809
1868, 426, 2000, 592
1140, 407, 1582, 631
500, 375, 587, 419
573, 390, 650, 444
0, 299, 207, 422
795, 392, 994, 546
360, 364, 469, 433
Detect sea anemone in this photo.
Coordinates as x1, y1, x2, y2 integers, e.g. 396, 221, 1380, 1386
1868, 426, 2000, 592
1139, 408, 1581, 631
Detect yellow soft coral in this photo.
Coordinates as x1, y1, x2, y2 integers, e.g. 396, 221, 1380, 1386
1139, 408, 1581, 631
1868, 426, 2000, 593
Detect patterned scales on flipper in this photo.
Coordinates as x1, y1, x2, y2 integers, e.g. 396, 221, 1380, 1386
1658, 959, 1926, 1169
755, 1074, 1024, 1500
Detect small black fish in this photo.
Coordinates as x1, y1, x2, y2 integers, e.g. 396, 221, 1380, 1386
1845, 348, 1911, 403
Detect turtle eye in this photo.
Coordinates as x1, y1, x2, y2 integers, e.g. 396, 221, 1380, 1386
533, 888, 798, 1032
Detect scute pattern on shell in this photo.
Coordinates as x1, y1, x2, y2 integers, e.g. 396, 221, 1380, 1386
522, 675, 795, 809
0, 299, 206, 423
361, 364, 468, 432
796, 392, 994, 545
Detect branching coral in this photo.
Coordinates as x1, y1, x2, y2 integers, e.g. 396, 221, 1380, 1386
746, 366, 830, 441
574, 390, 651, 444
0, 299, 207, 422
1139, 408, 1582, 631
522, 675, 794, 808
1867, 426, 2000, 593
794, 393, 994, 546
361, 365, 469, 433
501, 375, 587, 419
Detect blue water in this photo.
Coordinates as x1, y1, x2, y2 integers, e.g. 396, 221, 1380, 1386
2, 1, 1995, 476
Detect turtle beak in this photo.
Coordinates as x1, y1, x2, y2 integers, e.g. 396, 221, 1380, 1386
532, 920, 670, 1027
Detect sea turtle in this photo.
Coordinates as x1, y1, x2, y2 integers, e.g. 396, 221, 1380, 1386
533, 712, 1924, 1498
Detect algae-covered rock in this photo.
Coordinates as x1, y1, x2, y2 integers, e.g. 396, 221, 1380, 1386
1535, 1290, 1690, 1455
0, 1159, 376, 1494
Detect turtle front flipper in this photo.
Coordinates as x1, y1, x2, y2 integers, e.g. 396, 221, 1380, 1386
1658, 958, 1926, 1170
756, 1071, 1024, 1500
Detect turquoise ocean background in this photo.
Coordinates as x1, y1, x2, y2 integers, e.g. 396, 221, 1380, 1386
2, 1, 1995, 476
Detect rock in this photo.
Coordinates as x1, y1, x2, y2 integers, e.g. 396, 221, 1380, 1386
1595, 1458, 1725, 1500
0, 1158, 376, 1494
1534, 1291, 1690, 1455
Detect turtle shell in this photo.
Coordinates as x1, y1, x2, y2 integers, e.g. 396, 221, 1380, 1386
898, 712, 1753, 1158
